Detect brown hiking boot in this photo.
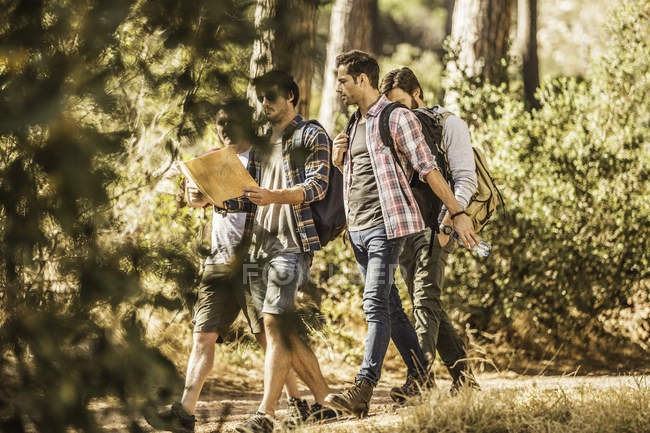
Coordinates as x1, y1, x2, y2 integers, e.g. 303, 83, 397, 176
324, 378, 374, 418
389, 372, 436, 404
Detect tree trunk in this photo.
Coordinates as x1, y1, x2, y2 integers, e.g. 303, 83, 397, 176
445, 0, 512, 108
437, 0, 456, 60
516, 0, 540, 110
248, 0, 319, 117
317, 0, 377, 135
444, 0, 455, 43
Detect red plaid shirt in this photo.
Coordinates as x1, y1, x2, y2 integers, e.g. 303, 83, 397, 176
343, 95, 438, 239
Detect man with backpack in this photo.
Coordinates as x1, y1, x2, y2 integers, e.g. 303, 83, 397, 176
380, 67, 481, 401
233, 70, 338, 433
325, 51, 480, 418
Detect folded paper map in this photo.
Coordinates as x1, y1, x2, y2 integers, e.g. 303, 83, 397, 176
178, 147, 258, 207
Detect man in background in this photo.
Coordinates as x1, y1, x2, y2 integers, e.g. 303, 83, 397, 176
146, 99, 307, 433
381, 67, 480, 399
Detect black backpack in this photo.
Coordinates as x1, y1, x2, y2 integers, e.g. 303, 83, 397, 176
289, 120, 347, 247
377, 102, 505, 233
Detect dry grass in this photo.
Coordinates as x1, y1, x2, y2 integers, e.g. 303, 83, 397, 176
291, 376, 650, 433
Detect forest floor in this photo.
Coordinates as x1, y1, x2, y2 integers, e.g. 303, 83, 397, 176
92, 370, 649, 433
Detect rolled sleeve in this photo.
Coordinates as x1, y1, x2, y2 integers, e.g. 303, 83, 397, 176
391, 108, 438, 181
296, 126, 330, 204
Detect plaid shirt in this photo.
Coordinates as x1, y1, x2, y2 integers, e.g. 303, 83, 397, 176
343, 95, 438, 239
227, 115, 330, 253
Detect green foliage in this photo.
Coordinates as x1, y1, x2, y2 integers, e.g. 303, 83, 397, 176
441, 0, 650, 361
311, 237, 368, 363
1, 1, 648, 431
379, 43, 444, 102
0, 0, 255, 431
378, 0, 447, 52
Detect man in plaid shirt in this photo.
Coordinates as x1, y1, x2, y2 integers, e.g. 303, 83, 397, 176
324, 50, 480, 418
234, 70, 337, 433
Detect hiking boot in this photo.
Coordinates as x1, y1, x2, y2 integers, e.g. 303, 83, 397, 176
324, 378, 374, 418
389, 373, 435, 404
284, 397, 310, 427
144, 401, 195, 433
306, 402, 340, 423
233, 412, 274, 433
449, 363, 480, 395
450, 372, 480, 395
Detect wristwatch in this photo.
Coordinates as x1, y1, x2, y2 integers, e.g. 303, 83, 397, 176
439, 224, 453, 235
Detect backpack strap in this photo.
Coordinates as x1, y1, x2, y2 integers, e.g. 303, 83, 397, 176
344, 111, 359, 138
378, 101, 409, 175
288, 119, 327, 146
289, 119, 329, 167
413, 107, 454, 188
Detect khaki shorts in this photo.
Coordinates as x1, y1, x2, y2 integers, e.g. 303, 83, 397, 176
192, 264, 263, 336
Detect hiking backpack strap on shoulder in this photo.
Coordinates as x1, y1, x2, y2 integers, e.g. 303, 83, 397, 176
291, 119, 346, 247
378, 101, 408, 173
418, 107, 506, 233
413, 107, 454, 186
344, 112, 358, 138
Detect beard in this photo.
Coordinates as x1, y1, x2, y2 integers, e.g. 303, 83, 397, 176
409, 95, 417, 109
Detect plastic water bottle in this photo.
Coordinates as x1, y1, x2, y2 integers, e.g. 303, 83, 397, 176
453, 232, 492, 257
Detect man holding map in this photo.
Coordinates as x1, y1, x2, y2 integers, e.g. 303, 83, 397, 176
146, 99, 306, 433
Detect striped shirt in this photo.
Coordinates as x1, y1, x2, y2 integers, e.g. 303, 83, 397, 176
343, 95, 438, 239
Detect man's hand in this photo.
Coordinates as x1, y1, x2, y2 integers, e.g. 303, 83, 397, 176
452, 213, 480, 250
332, 132, 349, 172
437, 232, 452, 249
186, 185, 209, 208
243, 186, 277, 206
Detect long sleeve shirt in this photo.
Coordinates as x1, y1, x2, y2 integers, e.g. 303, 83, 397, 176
429, 106, 478, 223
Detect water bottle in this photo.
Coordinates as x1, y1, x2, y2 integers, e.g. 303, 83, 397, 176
453, 232, 492, 257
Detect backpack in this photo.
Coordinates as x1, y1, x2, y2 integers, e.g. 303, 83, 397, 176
290, 120, 347, 247
378, 102, 505, 233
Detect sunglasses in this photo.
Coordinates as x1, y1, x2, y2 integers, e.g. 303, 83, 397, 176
256, 89, 281, 103
215, 118, 230, 127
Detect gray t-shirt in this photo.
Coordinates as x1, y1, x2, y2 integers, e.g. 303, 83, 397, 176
251, 137, 302, 259
205, 150, 250, 265
347, 121, 384, 231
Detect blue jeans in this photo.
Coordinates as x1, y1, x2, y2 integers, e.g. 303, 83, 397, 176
349, 225, 428, 385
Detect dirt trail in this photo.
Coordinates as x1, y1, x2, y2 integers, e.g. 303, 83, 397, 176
94, 373, 647, 432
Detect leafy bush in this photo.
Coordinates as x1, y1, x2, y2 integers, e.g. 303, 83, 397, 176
442, 0, 649, 364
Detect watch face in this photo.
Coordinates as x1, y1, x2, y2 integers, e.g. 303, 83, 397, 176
441, 225, 453, 235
